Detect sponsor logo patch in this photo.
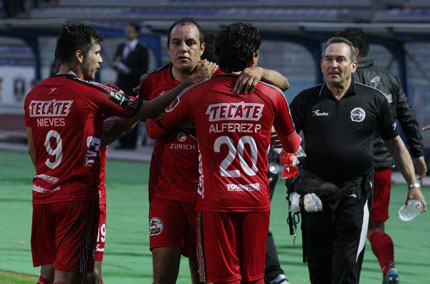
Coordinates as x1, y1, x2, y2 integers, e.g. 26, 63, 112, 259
312, 109, 329, 117
206, 102, 264, 122
350, 107, 366, 122
149, 217, 164, 236
29, 99, 73, 117
176, 132, 187, 142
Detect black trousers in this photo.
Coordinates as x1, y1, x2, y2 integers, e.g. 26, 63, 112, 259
264, 173, 285, 283
301, 176, 370, 284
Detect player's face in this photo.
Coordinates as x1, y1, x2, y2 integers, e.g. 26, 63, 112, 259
167, 24, 204, 74
320, 42, 357, 88
82, 41, 103, 81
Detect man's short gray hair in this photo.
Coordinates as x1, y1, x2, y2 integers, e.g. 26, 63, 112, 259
322, 36, 357, 62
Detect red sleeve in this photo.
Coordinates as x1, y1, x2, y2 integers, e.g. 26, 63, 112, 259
146, 117, 169, 138
146, 88, 193, 137
273, 92, 301, 153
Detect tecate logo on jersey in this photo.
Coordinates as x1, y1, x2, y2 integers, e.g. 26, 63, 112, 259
206, 102, 264, 122
29, 99, 73, 117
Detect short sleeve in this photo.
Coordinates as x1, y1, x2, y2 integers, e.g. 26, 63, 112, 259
289, 93, 304, 133
377, 96, 398, 140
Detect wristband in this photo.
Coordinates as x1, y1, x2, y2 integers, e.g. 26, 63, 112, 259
409, 183, 421, 189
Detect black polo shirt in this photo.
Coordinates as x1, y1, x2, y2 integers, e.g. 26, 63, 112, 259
290, 82, 398, 181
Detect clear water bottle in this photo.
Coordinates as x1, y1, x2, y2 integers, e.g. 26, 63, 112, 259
398, 200, 423, 222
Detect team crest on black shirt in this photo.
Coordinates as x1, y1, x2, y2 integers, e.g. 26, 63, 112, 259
149, 217, 164, 236
350, 107, 366, 122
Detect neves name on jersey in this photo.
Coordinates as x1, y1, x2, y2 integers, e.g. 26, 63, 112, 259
24, 74, 138, 204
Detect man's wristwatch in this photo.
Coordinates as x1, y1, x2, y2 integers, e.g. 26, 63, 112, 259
409, 183, 421, 189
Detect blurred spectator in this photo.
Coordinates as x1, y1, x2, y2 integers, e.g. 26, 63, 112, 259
112, 22, 149, 149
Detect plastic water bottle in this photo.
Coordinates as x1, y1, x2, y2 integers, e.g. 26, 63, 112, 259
398, 200, 423, 222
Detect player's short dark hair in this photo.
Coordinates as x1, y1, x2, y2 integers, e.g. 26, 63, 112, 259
128, 22, 140, 34
335, 27, 369, 57
167, 17, 204, 46
201, 32, 218, 63
56, 23, 104, 64
215, 22, 261, 73
322, 36, 357, 62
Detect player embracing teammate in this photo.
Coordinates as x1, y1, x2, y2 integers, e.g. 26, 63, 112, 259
146, 22, 300, 284
25, 23, 203, 284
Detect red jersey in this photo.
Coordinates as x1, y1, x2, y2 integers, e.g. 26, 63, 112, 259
24, 74, 139, 204
148, 74, 300, 212
140, 64, 222, 201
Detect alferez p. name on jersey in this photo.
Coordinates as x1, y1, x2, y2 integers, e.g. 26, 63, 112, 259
148, 75, 297, 212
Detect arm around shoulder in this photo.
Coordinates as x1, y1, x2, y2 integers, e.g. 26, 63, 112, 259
138, 82, 192, 121
261, 68, 290, 91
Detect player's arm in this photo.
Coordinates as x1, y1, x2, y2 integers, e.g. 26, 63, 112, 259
101, 116, 140, 147
394, 76, 427, 179
100, 82, 187, 146
139, 60, 216, 121
146, 90, 196, 139
101, 82, 194, 146
137, 82, 192, 121
25, 127, 36, 169
273, 93, 301, 153
384, 135, 427, 212
378, 96, 426, 212
234, 66, 290, 94
276, 129, 301, 153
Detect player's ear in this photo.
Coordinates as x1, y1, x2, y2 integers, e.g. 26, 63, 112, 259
354, 47, 360, 58
251, 51, 259, 66
75, 49, 84, 64
199, 42, 206, 57
351, 60, 358, 73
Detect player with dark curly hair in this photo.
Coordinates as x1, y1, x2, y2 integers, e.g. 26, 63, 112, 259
215, 23, 261, 74
145, 22, 301, 284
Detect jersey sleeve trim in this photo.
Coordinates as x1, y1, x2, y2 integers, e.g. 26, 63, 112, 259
259, 81, 285, 96
156, 119, 168, 131
66, 75, 141, 113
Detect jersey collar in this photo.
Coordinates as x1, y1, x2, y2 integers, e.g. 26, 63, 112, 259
322, 81, 357, 99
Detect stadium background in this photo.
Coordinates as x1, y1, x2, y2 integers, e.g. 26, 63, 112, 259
0, 0, 430, 283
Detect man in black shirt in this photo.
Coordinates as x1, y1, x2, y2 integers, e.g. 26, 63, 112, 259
336, 27, 427, 284
289, 37, 427, 284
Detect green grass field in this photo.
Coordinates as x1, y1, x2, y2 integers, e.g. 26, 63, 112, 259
0, 150, 429, 283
